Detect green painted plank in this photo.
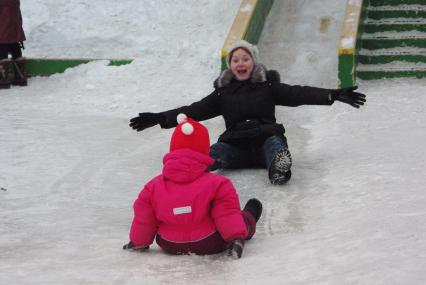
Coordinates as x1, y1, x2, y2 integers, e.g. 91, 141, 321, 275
357, 70, 426, 79
244, 0, 274, 44
26, 58, 132, 76
26, 59, 90, 76
370, 0, 426, 6
337, 0, 369, 87
361, 38, 426, 49
108, 59, 133, 66
221, 57, 228, 72
364, 23, 426, 33
358, 54, 426, 64
367, 10, 426, 20
338, 54, 356, 88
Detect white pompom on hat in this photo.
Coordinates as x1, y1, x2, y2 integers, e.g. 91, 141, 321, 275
176, 113, 187, 124
181, 122, 194, 135
226, 40, 259, 67
170, 113, 210, 155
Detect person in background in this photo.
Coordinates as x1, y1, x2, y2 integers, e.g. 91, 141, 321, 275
129, 40, 366, 185
123, 114, 263, 259
0, 0, 27, 89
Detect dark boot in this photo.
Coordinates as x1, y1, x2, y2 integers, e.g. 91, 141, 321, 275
0, 59, 12, 89
243, 198, 263, 222
11, 57, 27, 86
268, 149, 292, 185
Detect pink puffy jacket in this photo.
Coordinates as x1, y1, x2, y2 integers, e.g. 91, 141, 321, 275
129, 149, 247, 246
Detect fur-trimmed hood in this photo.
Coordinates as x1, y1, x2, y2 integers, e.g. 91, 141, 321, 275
214, 64, 280, 89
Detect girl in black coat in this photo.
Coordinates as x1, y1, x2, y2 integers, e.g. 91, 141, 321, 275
130, 40, 366, 185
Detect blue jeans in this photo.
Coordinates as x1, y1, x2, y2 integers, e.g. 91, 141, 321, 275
210, 136, 289, 170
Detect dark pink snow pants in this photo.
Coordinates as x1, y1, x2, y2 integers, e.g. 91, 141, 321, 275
156, 211, 257, 255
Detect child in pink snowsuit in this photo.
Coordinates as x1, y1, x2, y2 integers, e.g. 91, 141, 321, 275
123, 114, 262, 258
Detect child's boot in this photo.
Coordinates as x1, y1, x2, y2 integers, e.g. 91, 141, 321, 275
0, 59, 12, 89
243, 198, 263, 222
268, 149, 292, 185
11, 57, 27, 86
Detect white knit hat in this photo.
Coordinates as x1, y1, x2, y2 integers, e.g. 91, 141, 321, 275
226, 40, 259, 67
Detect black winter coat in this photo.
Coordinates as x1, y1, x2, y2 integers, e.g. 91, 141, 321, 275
160, 65, 335, 144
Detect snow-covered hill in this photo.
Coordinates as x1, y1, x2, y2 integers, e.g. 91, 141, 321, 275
1, 1, 425, 284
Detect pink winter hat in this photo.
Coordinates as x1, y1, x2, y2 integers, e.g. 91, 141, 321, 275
170, 114, 210, 155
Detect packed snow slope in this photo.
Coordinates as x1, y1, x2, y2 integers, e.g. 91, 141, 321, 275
1, 1, 425, 285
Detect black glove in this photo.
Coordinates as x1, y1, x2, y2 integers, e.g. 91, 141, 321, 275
227, 239, 244, 259
129, 112, 166, 132
333, 86, 366, 108
122, 241, 149, 251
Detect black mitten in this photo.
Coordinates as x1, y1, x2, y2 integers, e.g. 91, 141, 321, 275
129, 112, 166, 132
333, 86, 366, 108
227, 239, 244, 259
122, 241, 149, 251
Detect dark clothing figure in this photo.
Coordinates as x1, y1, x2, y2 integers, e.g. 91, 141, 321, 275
129, 41, 366, 185
0, 0, 27, 88
0, 0, 26, 47
159, 66, 333, 142
157, 65, 335, 184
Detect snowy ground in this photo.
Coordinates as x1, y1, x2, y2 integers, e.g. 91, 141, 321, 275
1, 1, 425, 285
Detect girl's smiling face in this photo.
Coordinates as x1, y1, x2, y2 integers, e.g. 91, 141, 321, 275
229, 48, 254, 81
